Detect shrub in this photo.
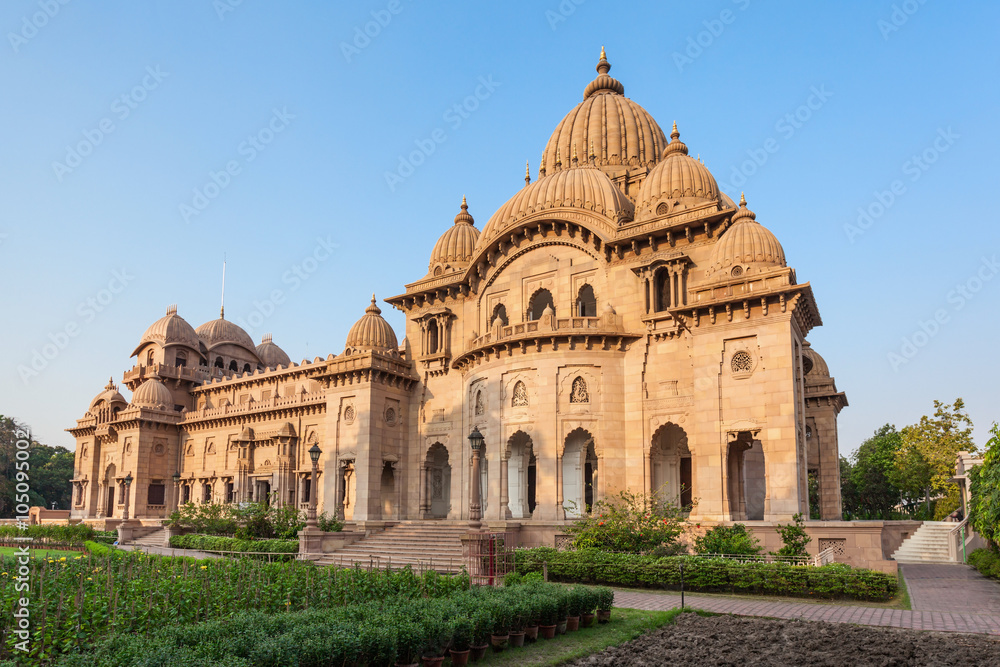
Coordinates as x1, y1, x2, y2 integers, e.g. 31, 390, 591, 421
504, 571, 524, 587
772, 513, 811, 559
317, 511, 344, 533
969, 549, 1000, 580
394, 621, 424, 665
596, 587, 614, 611
169, 533, 298, 557
470, 609, 493, 646
451, 616, 473, 651
566, 488, 687, 554
695, 523, 763, 556
0, 523, 95, 545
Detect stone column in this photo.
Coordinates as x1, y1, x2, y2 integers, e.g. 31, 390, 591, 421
555, 452, 564, 520
499, 454, 510, 519
419, 464, 429, 519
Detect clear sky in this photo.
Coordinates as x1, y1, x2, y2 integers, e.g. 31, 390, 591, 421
1, 1, 997, 455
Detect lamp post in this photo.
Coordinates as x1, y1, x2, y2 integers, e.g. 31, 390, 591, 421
468, 427, 484, 530
122, 473, 133, 521
307, 443, 322, 529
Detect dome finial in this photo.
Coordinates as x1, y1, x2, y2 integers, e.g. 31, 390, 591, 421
589, 139, 596, 163
584, 46, 623, 98
671, 120, 679, 141
572, 142, 578, 166
555, 146, 562, 168
732, 192, 756, 223
461, 194, 467, 209
525, 160, 530, 187
539, 152, 546, 178
662, 121, 688, 158
454, 195, 475, 225
597, 46, 610, 75
740, 192, 746, 207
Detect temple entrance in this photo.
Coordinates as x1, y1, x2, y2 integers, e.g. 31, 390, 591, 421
254, 480, 271, 505
106, 487, 115, 517
727, 432, 765, 520
563, 428, 597, 517
427, 443, 451, 518
507, 431, 536, 519
103, 464, 117, 517
650, 423, 693, 511
381, 462, 396, 519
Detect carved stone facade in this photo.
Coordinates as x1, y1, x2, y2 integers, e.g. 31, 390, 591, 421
69, 50, 846, 535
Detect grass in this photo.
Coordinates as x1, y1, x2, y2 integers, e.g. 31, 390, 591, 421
474, 607, 707, 666
895, 569, 912, 610
0, 546, 82, 560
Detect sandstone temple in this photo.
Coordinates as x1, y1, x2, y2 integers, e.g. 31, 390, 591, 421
69, 49, 848, 547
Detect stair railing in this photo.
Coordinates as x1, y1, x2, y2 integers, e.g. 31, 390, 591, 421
947, 517, 969, 563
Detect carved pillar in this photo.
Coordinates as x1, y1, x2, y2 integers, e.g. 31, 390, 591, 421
336, 462, 346, 520
555, 451, 564, 520
419, 463, 430, 519
499, 454, 510, 519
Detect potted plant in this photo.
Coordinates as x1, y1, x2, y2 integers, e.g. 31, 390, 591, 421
508, 595, 529, 647
579, 588, 598, 628
490, 601, 512, 652
449, 617, 473, 666
565, 588, 584, 632
555, 590, 570, 635
537, 595, 559, 639
469, 609, 491, 661
421, 615, 450, 667
394, 621, 424, 667
523, 593, 541, 642
596, 587, 614, 623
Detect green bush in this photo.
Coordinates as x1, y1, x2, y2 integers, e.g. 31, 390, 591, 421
515, 547, 897, 602
695, 523, 763, 555
0, 523, 95, 545
169, 533, 299, 556
596, 587, 614, 611
969, 548, 1000, 579
451, 616, 473, 651
566, 488, 687, 554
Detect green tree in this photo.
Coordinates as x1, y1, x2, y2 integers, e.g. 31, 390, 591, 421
891, 399, 975, 519
848, 425, 904, 519
969, 423, 1000, 550
0, 416, 75, 516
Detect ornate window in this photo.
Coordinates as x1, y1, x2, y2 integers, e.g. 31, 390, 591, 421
385, 407, 397, 425
427, 320, 439, 354
175, 350, 187, 367
731, 351, 754, 374
512, 381, 528, 407
474, 390, 485, 416
656, 202, 669, 216
492, 303, 508, 327
214, 356, 224, 368
570, 376, 589, 403
527, 289, 555, 320
576, 284, 596, 317
146, 350, 155, 366
731, 266, 743, 278
344, 405, 356, 423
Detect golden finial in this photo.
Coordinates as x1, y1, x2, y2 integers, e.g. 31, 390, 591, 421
572, 142, 578, 165
555, 146, 562, 167
740, 192, 747, 207
525, 160, 530, 186
589, 139, 596, 162
461, 194, 468, 209
600, 45, 606, 61
540, 152, 546, 178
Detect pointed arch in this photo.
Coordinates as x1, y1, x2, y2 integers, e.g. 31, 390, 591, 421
576, 283, 597, 317
650, 422, 693, 510
527, 288, 554, 320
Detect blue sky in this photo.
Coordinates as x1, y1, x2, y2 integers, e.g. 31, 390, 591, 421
1, 1, 997, 454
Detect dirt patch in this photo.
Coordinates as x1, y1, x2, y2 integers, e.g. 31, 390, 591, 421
565, 613, 1000, 666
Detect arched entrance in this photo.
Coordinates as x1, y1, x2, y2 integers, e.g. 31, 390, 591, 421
103, 463, 117, 517
426, 443, 451, 518
650, 423, 693, 510
506, 431, 536, 519
381, 462, 396, 519
563, 428, 597, 518
727, 432, 765, 520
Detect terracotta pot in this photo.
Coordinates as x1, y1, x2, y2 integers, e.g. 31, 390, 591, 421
449, 649, 471, 666
597, 609, 612, 624
420, 658, 444, 667
490, 634, 509, 652
524, 625, 539, 641
556, 619, 568, 635
509, 631, 526, 647
539, 624, 557, 639
469, 645, 488, 662
566, 616, 580, 632
581, 612, 596, 628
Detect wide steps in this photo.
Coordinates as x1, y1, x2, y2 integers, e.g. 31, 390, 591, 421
892, 522, 957, 564
314, 522, 468, 573
130, 528, 166, 546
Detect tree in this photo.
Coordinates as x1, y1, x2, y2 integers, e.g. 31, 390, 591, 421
844, 424, 904, 519
969, 423, 1000, 550
0, 415, 75, 516
891, 399, 975, 520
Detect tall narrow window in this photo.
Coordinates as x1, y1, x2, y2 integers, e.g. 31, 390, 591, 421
512, 381, 528, 407
214, 356, 224, 368
427, 319, 439, 354
492, 303, 508, 326
656, 270, 671, 312
576, 284, 597, 317
175, 351, 187, 367
146, 350, 155, 366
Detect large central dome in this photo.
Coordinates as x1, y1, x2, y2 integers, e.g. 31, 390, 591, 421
541, 48, 667, 173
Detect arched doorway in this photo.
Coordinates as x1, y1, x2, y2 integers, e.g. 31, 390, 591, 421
427, 443, 451, 518
727, 432, 765, 520
103, 464, 117, 517
650, 423, 693, 511
576, 284, 597, 316
563, 428, 597, 518
527, 288, 555, 320
506, 431, 536, 519
381, 462, 396, 519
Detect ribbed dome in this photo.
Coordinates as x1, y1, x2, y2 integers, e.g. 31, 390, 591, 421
706, 195, 786, 278
541, 49, 667, 174
635, 123, 721, 217
90, 378, 127, 409
480, 166, 635, 244
196, 316, 255, 352
133, 306, 200, 356
131, 378, 174, 410
802, 341, 830, 377
256, 334, 291, 368
344, 296, 399, 355
429, 196, 480, 273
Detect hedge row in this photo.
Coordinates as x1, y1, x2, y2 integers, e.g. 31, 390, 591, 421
968, 549, 1000, 579
0, 523, 96, 545
169, 533, 299, 555
515, 547, 898, 602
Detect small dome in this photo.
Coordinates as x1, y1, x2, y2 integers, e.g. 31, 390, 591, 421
90, 377, 127, 409
706, 195, 786, 278
256, 334, 291, 368
429, 196, 480, 274
344, 295, 399, 355
131, 378, 173, 410
196, 316, 256, 352
802, 341, 830, 377
542, 48, 667, 173
479, 166, 634, 244
635, 123, 721, 217
132, 305, 200, 357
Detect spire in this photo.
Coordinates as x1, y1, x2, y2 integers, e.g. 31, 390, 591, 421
589, 139, 596, 163
454, 195, 474, 225
584, 45, 624, 98
105, 376, 115, 391
572, 142, 579, 166
220, 256, 226, 319
740, 192, 746, 206
365, 294, 382, 316
597, 45, 609, 75
555, 146, 562, 168
671, 120, 679, 141
662, 121, 689, 158
525, 160, 531, 187
539, 152, 546, 178
732, 192, 757, 223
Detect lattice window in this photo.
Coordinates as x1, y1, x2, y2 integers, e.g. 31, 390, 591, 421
731, 266, 743, 278
344, 405, 356, 423
731, 351, 754, 374
474, 390, 485, 416
570, 376, 589, 403
512, 381, 528, 407
818, 538, 846, 556
656, 202, 669, 216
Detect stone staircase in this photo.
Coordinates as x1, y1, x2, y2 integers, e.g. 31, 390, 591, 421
892, 521, 956, 563
129, 527, 167, 547
313, 521, 467, 572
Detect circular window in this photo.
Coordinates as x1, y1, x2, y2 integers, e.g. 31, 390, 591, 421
731, 266, 743, 278
731, 351, 754, 374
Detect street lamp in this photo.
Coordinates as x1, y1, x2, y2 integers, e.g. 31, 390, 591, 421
172, 471, 182, 510
122, 473, 133, 521
307, 443, 322, 529
468, 427, 484, 530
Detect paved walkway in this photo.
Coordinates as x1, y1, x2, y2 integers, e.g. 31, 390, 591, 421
616, 563, 1000, 636
118, 543, 221, 559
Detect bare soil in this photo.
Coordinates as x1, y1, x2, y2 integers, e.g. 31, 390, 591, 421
565, 613, 1000, 666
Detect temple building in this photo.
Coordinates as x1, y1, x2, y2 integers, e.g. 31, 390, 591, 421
69, 50, 847, 545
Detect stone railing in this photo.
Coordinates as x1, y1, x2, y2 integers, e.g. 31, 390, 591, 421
469, 313, 622, 349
